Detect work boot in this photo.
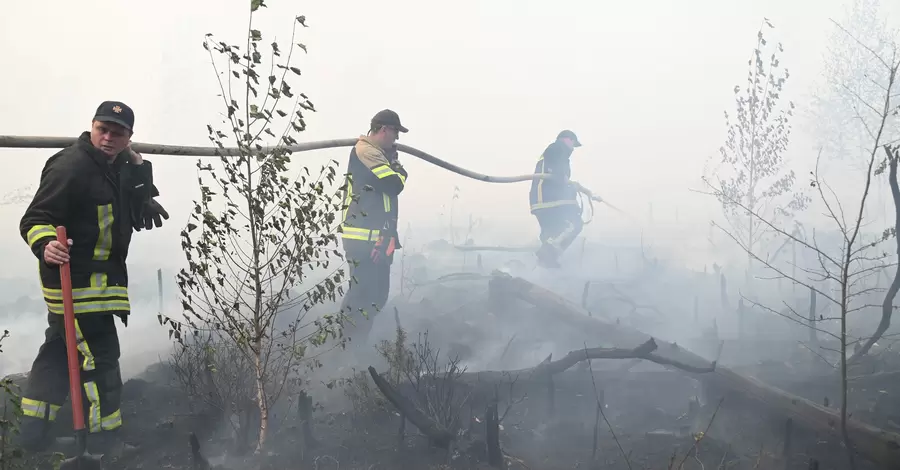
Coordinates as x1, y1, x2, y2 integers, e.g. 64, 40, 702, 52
89, 430, 139, 461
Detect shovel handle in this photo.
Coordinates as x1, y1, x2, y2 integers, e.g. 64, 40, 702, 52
57, 227, 86, 433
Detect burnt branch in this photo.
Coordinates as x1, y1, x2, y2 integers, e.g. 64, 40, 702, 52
367, 366, 455, 448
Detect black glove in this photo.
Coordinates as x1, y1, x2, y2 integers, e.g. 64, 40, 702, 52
138, 198, 169, 231
385, 144, 399, 161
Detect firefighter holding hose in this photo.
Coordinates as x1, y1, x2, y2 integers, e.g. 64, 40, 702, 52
15, 101, 168, 457
529, 130, 593, 268
339, 109, 409, 353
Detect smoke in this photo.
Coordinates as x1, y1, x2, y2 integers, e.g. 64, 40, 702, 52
0, 298, 176, 381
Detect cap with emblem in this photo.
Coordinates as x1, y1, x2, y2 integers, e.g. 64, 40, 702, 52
556, 129, 581, 147
371, 109, 408, 133
93, 101, 135, 132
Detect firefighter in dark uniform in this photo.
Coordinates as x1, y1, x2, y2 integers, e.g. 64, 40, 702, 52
16, 101, 169, 456
529, 130, 584, 268
339, 109, 409, 350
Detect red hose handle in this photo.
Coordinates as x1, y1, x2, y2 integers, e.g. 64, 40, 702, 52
56, 226, 85, 432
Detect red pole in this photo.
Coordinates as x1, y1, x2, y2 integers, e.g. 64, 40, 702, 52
57, 226, 86, 433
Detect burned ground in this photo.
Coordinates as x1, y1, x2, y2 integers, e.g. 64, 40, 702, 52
4, 243, 900, 470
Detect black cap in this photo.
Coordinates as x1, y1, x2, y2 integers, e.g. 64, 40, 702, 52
93, 101, 135, 132
557, 129, 581, 147
371, 109, 408, 133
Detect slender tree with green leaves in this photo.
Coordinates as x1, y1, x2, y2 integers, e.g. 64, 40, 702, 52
166, 0, 347, 452
704, 20, 809, 276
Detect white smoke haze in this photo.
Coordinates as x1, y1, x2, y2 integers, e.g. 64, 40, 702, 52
1, 1, 900, 468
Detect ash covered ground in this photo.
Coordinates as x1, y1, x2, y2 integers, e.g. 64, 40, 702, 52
4, 240, 899, 469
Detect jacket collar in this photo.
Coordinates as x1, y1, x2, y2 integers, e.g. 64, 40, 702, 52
357, 135, 386, 155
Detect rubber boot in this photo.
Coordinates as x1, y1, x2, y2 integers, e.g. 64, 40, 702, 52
535, 243, 561, 268
88, 429, 138, 461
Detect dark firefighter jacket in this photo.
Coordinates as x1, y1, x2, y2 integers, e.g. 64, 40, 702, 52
20, 131, 158, 320
529, 141, 578, 213
341, 136, 408, 247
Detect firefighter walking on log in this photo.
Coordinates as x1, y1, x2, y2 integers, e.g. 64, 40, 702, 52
15, 101, 169, 458
339, 109, 409, 354
529, 130, 589, 268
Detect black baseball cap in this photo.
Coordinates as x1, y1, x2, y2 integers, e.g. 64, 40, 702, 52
371, 109, 408, 133
93, 101, 135, 132
557, 129, 581, 147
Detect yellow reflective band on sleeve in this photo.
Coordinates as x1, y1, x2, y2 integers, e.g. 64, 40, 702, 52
340, 225, 380, 241
371, 164, 400, 180
383, 194, 391, 213
83, 381, 102, 433
26, 225, 57, 248
101, 409, 122, 431
93, 204, 113, 261
398, 173, 406, 185
21, 398, 61, 421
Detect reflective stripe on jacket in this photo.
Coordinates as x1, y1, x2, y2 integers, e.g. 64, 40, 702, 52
529, 141, 578, 213
20, 132, 156, 318
340, 137, 407, 244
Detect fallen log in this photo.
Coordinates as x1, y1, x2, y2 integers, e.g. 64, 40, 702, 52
455, 337, 715, 385
367, 366, 455, 448
488, 272, 900, 470
367, 338, 714, 446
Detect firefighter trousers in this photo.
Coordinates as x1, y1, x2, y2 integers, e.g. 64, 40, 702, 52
535, 205, 584, 254
340, 242, 392, 346
19, 312, 123, 447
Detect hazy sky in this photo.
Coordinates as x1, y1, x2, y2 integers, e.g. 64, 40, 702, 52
0, 0, 898, 272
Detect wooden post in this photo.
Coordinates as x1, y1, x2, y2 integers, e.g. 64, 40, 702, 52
582, 282, 591, 317
782, 417, 793, 470
720, 274, 728, 310
157, 268, 163, 314
486, 399, 502, 467
298, 390, 317, 448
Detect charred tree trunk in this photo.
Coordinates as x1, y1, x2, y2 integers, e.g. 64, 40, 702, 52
486, 400, 502, 468
851, 145, 900, 361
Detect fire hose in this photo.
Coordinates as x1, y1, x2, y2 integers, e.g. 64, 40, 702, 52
0, 135, 627, 220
